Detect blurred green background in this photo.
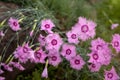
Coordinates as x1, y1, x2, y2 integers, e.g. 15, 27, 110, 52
0, 0, 120, 80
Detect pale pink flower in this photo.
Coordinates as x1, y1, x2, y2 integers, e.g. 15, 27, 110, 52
45, 33, 63, 51
61, 43, 76, 61
8, 17, 21, 31
88, 63, 101, 72
41, 66, 48, 78
40, 19, 55, 33
34, 49, 47, 63
104, 66, 120, 80
77, 17, 97, 41
29, 30, 34, 37
111, 23, 119, 29
48, 49, 62, 66
66, 28, 79, 44
38, 34, 46, 47
70, 55, 85, 70
111, 34, 120, 53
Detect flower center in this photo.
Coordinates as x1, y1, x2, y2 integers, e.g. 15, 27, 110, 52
91, 64, 96, 68
13, 22, 17, 26
107, 73, 113, 79
81, 25, 89, 33
51, 39, 57, 45
74, 59, 80, 65
51, 56, 57, 61
23, 46, 28, 53
92, 53, 99, 60
45, 24, 50, 28
35, 51, 41, 59
66, 49, 71, 55
71, 34, 76, 39
96, 45, 102, 50
114, 41, 119, 47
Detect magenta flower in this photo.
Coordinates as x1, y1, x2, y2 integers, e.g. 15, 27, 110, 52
0, 31, 5, 37
29, 30, 34, 37
77, 17, 97, 41
38, 34, 46, 47
111, 23, 119, 29
111, 34, 120, 53
70, 55, 85, 70
104, 66, 120, 80
66, 28, 79, 44
41, 66, 48, 78
88, 63, 101, 72
61, 43, 76, 61
13, 43, 33, 63
48, 49, 62, 66
34, 49, 47, 63
8, 17, 21, 31
40, 19, 55, 33
0, 76, 5, 80
45, 33, 63, 51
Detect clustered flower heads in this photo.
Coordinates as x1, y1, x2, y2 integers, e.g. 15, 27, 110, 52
0, 17, 120, 80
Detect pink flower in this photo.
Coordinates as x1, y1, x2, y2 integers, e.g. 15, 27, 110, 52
66, 28, 79, 44
38, 34, 46, 47
13, 43, 33, 63
70, 55, 85, 70
45, 33, 63, 51
8, 17, 21, 31
40, 19, 55, 33
77, 17, 97, 41
48, 49, 62, 66
0, 76, 5, 80
0, 31, 5, 37
41, 66, 48, 78
61, 43, 76, 61
111, 23, 119, 29
34, 49, 47, 63
88, 63, 101, 72
111, 34, 120, 53
104, 66, 120, 80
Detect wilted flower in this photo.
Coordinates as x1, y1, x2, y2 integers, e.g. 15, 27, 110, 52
41, 66, 48, 78
104, 66, 120, 80
61, 43, 76, 61
40, 19, 55, 33
8, 17, 21, 31
70, 55, 85, 70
